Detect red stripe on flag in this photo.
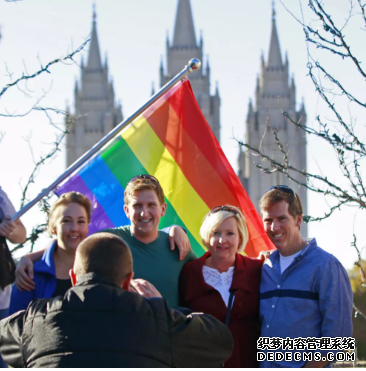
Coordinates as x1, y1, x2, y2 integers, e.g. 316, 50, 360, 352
144, 99, 239, 209
167, 81, 273, 255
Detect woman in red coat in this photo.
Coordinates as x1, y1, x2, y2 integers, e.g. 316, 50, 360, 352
180, 206, 262, 368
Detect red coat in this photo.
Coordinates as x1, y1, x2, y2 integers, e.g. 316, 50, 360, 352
179, 252, 262, 368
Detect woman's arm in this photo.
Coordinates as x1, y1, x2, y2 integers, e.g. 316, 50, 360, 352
0, 188, 27, 244
0, 217, 26, 244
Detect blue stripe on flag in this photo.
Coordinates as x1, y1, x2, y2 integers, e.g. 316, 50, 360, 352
79, 155, 130, 228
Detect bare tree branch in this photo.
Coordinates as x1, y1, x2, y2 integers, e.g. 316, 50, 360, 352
238, 0, 366, 295
0, 24, 90, 254
0, 39, 89, 99
352, 234, 366, 288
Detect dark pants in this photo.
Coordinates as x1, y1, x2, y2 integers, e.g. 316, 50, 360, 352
0, 309, 8, 368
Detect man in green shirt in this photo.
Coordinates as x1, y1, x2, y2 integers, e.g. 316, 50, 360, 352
101, 175, 196, 307
15, 175, 196, 307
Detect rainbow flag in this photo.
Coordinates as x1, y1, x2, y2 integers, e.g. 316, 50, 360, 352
56, 80, 273, 257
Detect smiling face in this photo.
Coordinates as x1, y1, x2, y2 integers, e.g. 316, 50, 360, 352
54, 202, 89, 252
208, 217, 241, 265
262, 200, 304, 256
124, 189, 167, 243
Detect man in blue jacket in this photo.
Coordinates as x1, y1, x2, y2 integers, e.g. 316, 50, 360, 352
258, 185, 353, 368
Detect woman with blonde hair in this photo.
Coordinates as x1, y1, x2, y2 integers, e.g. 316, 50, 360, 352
8, 192, 92, 315
179, 206, 262, 368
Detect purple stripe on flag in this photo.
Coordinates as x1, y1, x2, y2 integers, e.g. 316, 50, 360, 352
56, 173, 115, 235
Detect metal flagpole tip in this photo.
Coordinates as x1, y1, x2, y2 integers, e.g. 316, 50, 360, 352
188, 58, 201, 72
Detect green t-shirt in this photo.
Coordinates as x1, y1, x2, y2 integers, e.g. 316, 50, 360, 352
101, 226, 197, 307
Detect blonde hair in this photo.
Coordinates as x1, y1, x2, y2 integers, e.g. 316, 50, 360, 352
124, 177, 165, 206
199, 206, 249, 253
48, 192, 92, 235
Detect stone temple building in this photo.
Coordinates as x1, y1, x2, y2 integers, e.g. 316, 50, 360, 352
66, 10, 123, 167
66, 0, 219, 165
237, 8, 308, 236
160, 0, 221, 143
65, 2, 306, 236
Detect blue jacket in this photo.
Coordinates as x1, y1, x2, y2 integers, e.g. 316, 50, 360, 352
8, 241, 57, 316
259, 238, 353, 368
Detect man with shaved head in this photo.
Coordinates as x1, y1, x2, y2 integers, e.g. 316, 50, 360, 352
0, 233, 233, 368
71, 232, 133, 288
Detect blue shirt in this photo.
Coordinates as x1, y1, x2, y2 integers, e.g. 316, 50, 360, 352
259, 238, 353, 368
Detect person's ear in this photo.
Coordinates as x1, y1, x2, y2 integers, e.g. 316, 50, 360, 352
69, 269, 77, 287
124, 204, 131, 219
160, 202, 167, 217
296, 214, 303, 228
122, 271, 134, 290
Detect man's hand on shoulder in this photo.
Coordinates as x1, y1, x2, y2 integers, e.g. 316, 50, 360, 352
129, 279, 162, 298
169, 225, 191, 261
15, 256, 36, 292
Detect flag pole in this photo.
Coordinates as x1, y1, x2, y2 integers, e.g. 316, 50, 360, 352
11, 58, 202, 221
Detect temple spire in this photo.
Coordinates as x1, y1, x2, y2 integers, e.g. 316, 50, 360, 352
215, 81, 220, 97
87, 4, 102, 69
172, 0, 197, 47
267, 1, 282, 67
160, 55, 164, 72
206, 55, 210, 76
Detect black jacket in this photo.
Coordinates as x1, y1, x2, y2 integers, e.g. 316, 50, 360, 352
0, 273, 233, 368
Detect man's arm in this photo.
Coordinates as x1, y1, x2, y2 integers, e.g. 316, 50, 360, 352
15, 249, 45, 291
170, 309, 233, 368
161, 225, 192, 261
318, 259, 353, 336
305, 259, 353, 368
0, 311, 26, 368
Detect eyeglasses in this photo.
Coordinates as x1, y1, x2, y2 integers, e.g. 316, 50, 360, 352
264, 185, 294, 195
127, 174, 159, 185
209, 206, 240, 216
